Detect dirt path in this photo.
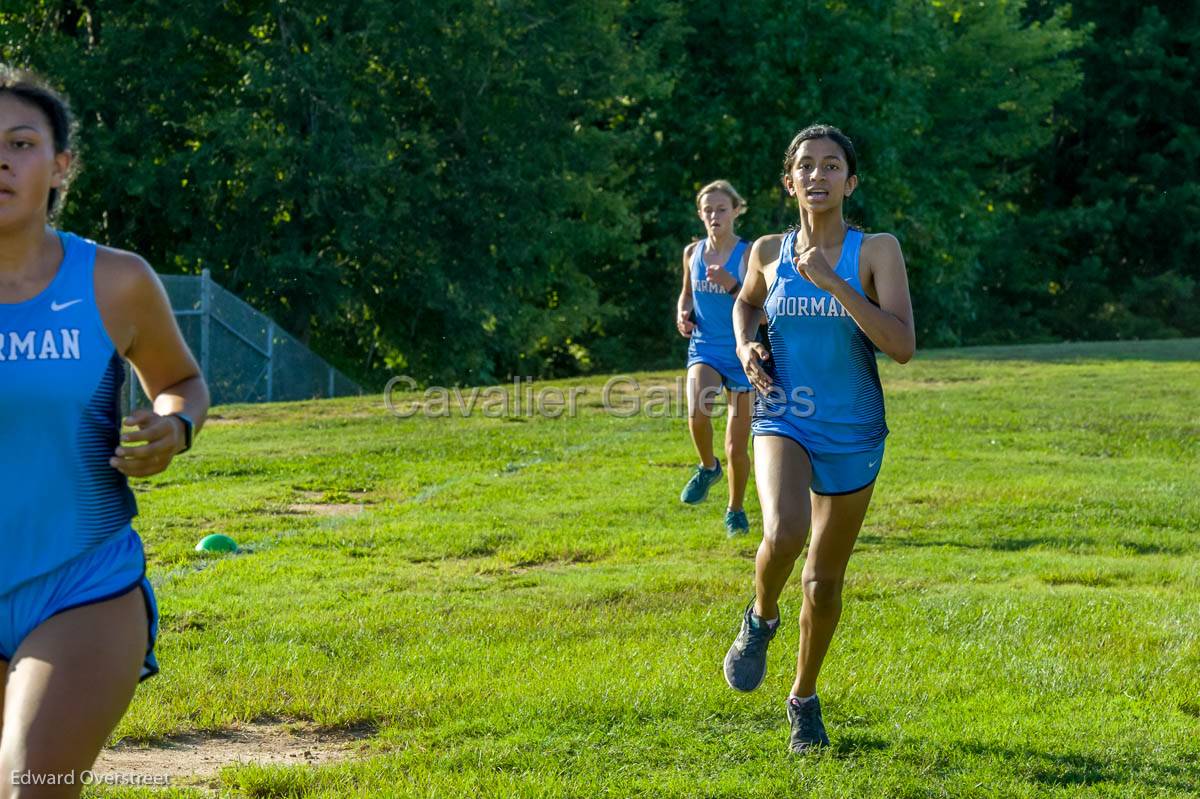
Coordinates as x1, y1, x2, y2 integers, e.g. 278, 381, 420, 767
93, 720, 373, 784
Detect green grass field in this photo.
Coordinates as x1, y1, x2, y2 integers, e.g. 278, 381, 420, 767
92, 339, 1199, 798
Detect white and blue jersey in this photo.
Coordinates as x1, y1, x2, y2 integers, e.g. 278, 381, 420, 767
752, 228, 888, 494
686, 238, 752, 392
0, 231, 157, 677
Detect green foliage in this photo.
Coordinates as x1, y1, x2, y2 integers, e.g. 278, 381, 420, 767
2, 0, 685, 385
607, 0, 1081, 367
2, 1, 1190, 385
992, 0, 1200, 342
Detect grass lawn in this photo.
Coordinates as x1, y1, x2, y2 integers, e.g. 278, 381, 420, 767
91, 339, 1200, 798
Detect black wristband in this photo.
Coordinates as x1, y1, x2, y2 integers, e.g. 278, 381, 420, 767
727, 282, 741, 296
170, 412, 195, 454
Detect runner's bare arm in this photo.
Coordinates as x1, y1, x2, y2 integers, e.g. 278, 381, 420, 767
97, 249, 210, 475
676, 242, 697, 337
796, 233, 914, 364
733, 236, 781, 393
837, 233, 914, 363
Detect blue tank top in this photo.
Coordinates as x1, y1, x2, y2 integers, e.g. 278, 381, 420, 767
755, 228, 887, 450
0, 231, 137, 596
689, 238, 748, 351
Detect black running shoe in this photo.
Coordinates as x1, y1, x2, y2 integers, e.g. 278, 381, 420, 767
786, 694, 830, 754
723, 601, 778, 692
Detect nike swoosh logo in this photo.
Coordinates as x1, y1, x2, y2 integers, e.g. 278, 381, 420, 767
50, 299, 82, 311
868, 460, 878, 469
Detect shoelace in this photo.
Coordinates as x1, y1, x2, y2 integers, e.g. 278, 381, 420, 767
689, 465, 715, 486
738, 618, 771, 657
790, 699, 823, 738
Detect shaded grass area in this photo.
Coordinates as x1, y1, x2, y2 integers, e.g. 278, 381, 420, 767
90, 340, 1200, 797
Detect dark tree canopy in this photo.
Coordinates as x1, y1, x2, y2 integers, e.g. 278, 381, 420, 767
2, 1, 1191, 388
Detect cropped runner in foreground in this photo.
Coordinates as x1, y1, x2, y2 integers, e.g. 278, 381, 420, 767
722, 124, 915, 753
0, 68, 208, 796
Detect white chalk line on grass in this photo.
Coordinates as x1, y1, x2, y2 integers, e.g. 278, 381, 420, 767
411, 441, 597, 502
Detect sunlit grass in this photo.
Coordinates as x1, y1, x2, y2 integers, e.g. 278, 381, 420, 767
91, 339, 1200, 798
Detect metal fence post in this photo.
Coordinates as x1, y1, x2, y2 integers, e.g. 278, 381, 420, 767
161, 269, 358, 404
199, 269, 212, 385
266, 321, 275, 402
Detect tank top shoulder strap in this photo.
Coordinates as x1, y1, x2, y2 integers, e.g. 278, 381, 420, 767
842, 228, 864, 286
56, 231, 113, 354
55, 231, 98, 296
778, 230, 798, 278
728, 238, 749, 282
690, 238, 706, 277
763, 231, 792, 299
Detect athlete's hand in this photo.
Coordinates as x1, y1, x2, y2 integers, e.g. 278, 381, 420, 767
110, 409, 186, 478
795, 245, 840, 292
738, 342, 772, 394
676, 308, 695, 337
705, 263, 738, 291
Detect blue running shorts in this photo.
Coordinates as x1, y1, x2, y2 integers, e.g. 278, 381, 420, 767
753, 427, 885, 496
687, 347, 753, 393
0, 526, 159, 680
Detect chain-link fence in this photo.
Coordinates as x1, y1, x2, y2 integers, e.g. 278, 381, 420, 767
126, 270, 360, 408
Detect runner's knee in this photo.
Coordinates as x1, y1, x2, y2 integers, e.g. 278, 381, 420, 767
761, 511, 808, 559
801, 575, 843, 611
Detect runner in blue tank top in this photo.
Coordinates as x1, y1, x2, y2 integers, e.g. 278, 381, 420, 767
721, 126, 915, 754
0, 69, 209, 788
675, 180, 755, 537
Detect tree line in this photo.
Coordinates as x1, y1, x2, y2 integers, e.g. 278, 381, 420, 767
2, 0, 1194, 387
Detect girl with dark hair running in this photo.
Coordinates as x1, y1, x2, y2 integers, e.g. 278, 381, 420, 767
0, 68, 208, 793
721, 125, 915, 753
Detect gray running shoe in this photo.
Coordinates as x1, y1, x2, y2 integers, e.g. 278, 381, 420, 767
786, 695, 830, 754
680, 460, 722, 504
724, 508, 749, 537
723, 601, 777, 692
